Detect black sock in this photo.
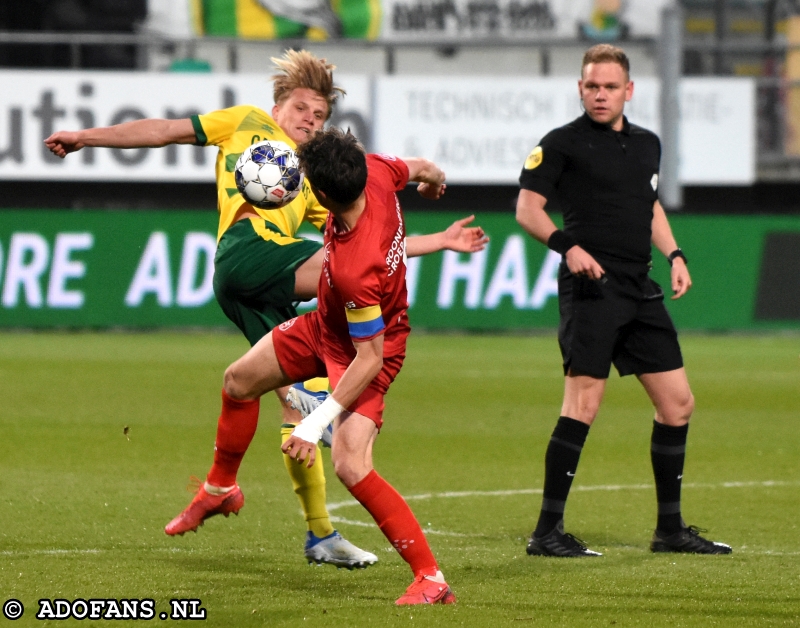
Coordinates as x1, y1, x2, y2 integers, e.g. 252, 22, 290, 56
534, 416, 590, 537
651, 420, 689, 535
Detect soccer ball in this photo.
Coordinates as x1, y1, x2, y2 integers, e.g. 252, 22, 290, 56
234, 140, 304, 209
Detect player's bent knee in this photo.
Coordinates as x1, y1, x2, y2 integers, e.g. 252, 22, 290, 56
222, 364, 259, 401
332, 458, 371, 489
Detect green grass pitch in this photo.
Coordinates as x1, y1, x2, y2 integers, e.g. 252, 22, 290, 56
0, 331, 798, 627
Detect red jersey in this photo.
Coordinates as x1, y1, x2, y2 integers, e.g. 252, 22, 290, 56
317, 154, 411, 362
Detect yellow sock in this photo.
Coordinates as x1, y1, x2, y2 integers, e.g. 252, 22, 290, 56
281, 425, 335, 539
303, 377, 329, 394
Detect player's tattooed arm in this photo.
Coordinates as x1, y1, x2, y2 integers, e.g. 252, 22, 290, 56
45, 118, 197, 157
406, 215, 489, 257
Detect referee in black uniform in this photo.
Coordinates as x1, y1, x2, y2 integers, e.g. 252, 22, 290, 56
516, 44, 731, 557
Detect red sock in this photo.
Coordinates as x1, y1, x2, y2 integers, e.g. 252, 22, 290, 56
205, 389, 260, 488
348, 470, 438, 577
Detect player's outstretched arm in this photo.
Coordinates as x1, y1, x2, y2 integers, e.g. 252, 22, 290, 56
45, 118, 197, 158
406, 215, 489, 257
651, 200, 692, 299
517, 188, 604, 280
401, 156, 489, 257
281, 334, 384, 468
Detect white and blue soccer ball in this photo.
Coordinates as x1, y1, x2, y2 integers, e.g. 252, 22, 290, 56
234, 139, 304, 209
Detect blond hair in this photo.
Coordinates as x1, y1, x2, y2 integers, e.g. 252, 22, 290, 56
581, 44, 630, 79
271, 49, 345, 120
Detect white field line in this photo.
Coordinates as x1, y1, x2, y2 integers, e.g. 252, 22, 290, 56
327, 480, 800, 535
0, 547, 190, 557
2, 481, 797, 555
0, 548, 102, 556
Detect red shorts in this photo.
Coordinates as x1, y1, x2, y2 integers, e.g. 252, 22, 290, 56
272, 310, 405, 428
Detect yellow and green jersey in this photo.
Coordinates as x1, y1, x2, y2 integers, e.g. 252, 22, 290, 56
191, 105, 328, 241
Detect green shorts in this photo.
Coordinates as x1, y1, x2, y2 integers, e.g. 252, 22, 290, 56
213, 218, 323, 346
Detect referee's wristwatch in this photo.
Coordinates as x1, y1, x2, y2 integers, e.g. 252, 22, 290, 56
667, 248, 687, 266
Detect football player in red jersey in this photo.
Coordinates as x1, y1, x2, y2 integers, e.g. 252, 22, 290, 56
176, 128, 457, 605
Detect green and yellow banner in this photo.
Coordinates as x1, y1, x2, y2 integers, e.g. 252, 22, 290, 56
0, 210, 798, 331
187, 0, 671, 42
196, 0, 381, 40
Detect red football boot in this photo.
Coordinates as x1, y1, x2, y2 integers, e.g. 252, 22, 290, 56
395, 571, 456, 606
165, 483, 244, 536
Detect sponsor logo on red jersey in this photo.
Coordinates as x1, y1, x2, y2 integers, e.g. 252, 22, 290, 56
386, 196, 405, 277
279, 317, 297, 331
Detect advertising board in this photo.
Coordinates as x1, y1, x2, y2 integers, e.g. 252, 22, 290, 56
373, 76, 755, 184
0, 72, 370, 182
1, 211, 797, 331
0, 72, 754, 185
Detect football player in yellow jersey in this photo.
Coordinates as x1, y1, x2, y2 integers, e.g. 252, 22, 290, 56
46, 49, 487, 568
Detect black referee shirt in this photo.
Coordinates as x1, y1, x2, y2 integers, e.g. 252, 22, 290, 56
519, 113, 660, 265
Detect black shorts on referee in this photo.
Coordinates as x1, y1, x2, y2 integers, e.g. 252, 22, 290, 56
557, 261, 684, 379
